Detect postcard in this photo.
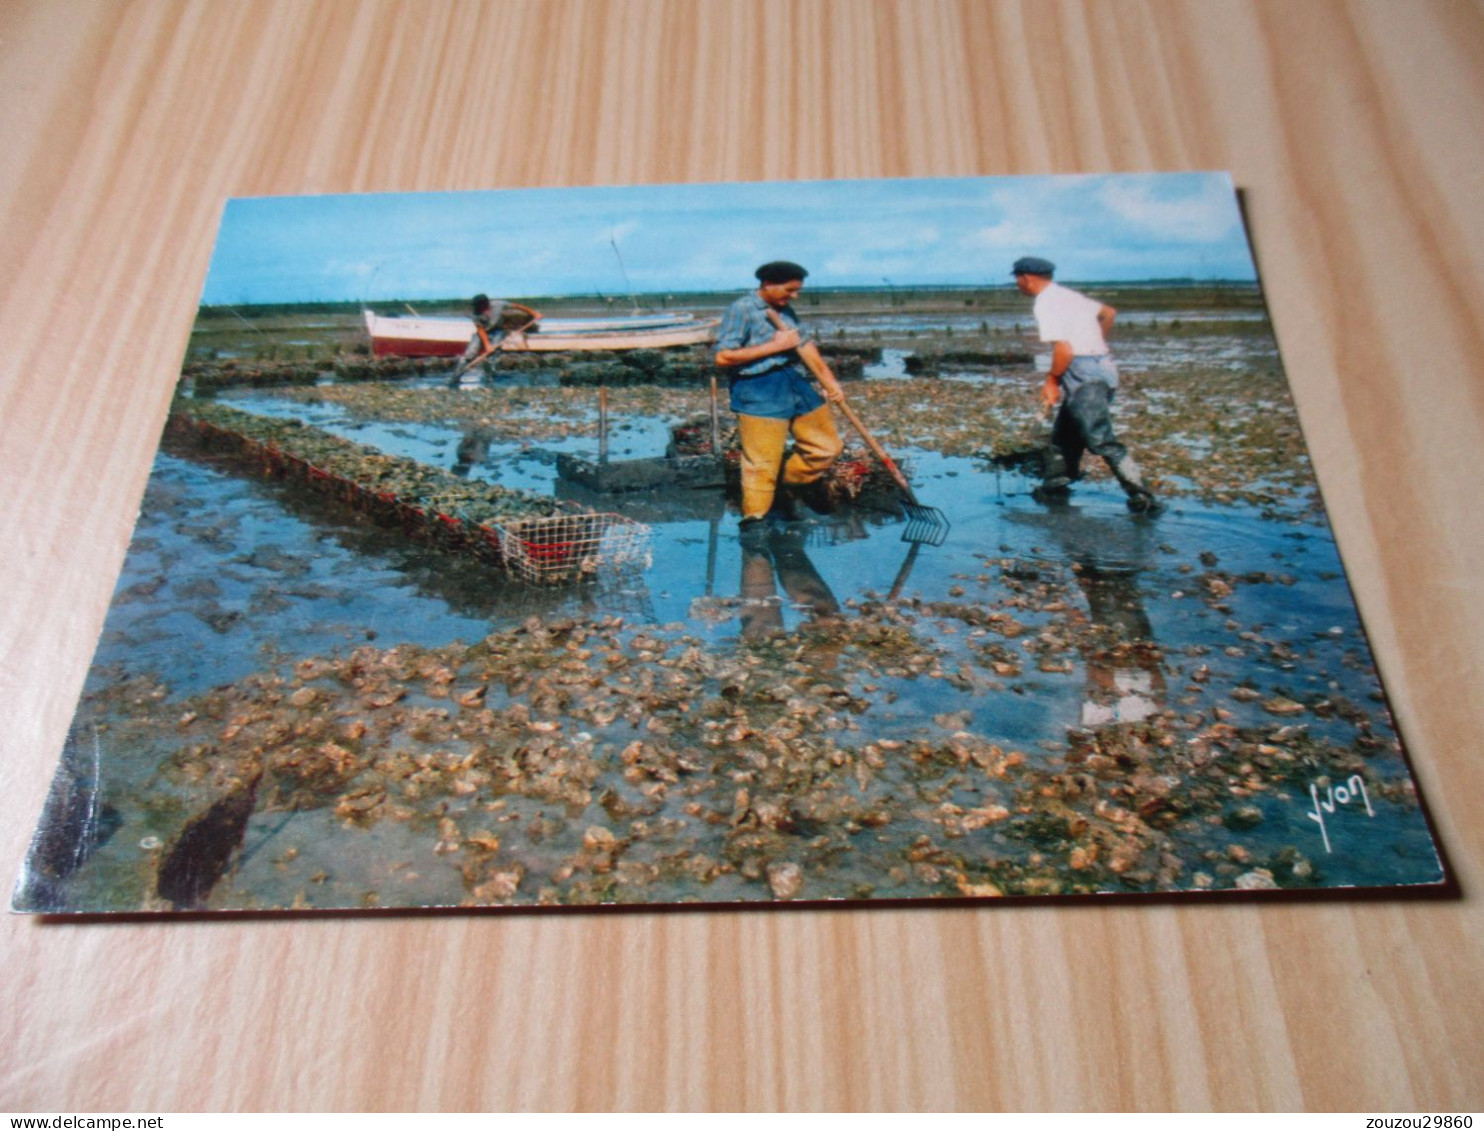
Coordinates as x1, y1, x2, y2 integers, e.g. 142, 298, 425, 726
14, 173, 1448, 913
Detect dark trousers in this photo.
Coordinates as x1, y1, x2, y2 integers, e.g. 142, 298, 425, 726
1050, 380, 1126, 480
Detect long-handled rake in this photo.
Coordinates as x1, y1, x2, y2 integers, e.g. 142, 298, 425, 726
831, 394, 950, 545
764, 309, 949, 546
448, 314, 538, 387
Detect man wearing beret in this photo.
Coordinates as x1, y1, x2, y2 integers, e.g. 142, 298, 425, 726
1012, 256, 1162, 514
715, 261, 846, 534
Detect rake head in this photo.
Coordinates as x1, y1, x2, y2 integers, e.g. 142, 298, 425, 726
901, 502, 950, 546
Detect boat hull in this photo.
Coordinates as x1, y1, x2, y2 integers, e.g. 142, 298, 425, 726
364, 310, 718, 357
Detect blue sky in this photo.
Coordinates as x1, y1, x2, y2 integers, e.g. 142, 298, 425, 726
201, 173, 1257, 304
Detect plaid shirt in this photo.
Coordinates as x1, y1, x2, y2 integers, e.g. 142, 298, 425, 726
716, 292, 814, 377
715, 292, 822, 420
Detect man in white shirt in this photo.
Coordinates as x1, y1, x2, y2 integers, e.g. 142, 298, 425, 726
1012, 256, 1161, 514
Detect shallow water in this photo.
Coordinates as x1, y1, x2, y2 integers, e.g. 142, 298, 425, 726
18, 404, 1443, 913
17, 300, 1445, 912
226, 387, 675, 497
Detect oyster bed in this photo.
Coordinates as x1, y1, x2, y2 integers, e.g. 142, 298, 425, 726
170, 400, 558, 528
20, 439, 1441, 912
267, 362, 1313, 510
182, 343, 871, 392
53, 535, 1430, 911
16, 291, 1444, 913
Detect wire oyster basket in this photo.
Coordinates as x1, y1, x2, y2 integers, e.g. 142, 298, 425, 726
490, 511, 652, 585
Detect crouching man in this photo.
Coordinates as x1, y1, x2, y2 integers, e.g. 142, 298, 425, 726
449, 293, 541, 388
1012, 256, 1162, 514
715, 261, 845, 535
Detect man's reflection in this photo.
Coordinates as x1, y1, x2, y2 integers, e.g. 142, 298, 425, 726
1068, 560, 1166, 726
452, 426, 496, 478
738, 525, 841, 641
1008, 506, 1167, 726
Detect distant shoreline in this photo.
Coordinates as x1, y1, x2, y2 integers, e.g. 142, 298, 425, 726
200, 280, 1264, 321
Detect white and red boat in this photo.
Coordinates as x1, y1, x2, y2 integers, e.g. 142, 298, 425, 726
363, 309, 718, 357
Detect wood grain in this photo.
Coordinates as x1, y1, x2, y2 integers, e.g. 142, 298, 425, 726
3, 0, 1481, 1111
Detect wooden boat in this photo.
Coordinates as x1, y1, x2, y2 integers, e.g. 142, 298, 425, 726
363, 309, 719, 357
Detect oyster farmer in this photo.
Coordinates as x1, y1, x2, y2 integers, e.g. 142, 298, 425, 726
714, 261, 846, 536
449, 293, 541, 388
1012, 256, 1162, 514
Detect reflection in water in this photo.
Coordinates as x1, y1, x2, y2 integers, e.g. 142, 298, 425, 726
1008, 503, 1167, 728
451, 426, 496, 478
1070, 561, 1167, 727
160, 441, 656, 628
22, 383, 1448, 909
739, 526, 842, 641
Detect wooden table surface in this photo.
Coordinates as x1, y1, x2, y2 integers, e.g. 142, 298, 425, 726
3, 0, 1482, 1112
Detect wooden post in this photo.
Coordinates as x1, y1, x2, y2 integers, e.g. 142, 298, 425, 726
704, 516, 718, 596
709, 374, 721, 455
598, 383, 609, 464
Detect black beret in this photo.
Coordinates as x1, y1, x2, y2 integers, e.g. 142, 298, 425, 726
1011, 256, 1055, 278
755, 261, 809, 284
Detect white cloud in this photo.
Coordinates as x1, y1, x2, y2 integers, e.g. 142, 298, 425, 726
330, 259, 381, 279
206, 174, 1255, 302
604, 220, 641, 246
969, 220, 1045, 250
1098, 176, 1240, 243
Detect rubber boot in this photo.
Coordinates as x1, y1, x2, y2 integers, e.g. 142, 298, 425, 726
767, 486, 803, 524
1038, 445, 1072, 491
1112, 456, 1163, 515
1031, 445, 1073, 504
738, 515, 769, 549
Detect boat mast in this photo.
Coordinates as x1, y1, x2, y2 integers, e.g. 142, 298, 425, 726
610, 235, 641, 314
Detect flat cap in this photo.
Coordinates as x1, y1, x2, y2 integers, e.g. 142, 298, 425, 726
755, 261, 809, 284
1011, 256, 1055, 277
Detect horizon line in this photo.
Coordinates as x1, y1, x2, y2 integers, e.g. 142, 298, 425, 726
200, 277, 1262, 309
